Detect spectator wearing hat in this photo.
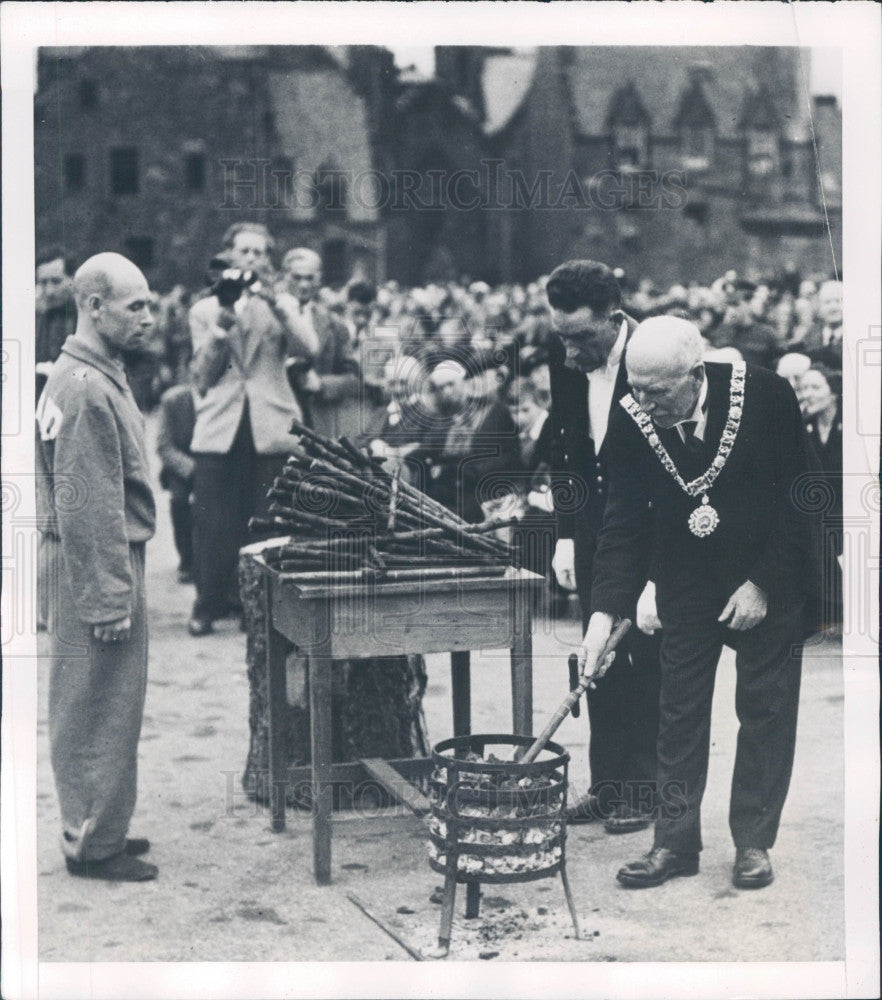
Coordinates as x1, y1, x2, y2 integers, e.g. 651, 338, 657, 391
367, 353, 432, 485
418, 358, 521, 525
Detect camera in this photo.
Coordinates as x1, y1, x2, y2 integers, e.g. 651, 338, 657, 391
210, 267, 260, 308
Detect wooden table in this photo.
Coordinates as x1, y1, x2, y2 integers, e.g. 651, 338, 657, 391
255, 556, 543, 885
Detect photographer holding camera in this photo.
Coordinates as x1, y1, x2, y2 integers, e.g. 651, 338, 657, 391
186, 222, 313, 637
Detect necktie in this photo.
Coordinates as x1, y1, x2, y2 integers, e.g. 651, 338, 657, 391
679, 421, 702, 454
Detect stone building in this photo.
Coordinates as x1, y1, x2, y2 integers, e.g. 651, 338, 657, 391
34, 46, 391, 290
34, 45, 841, 290
466, 45, 842, 285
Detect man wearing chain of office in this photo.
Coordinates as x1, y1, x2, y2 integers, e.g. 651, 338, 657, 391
579, 315, 820, 891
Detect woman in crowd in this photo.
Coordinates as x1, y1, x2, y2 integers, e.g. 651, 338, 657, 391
798, 363, 843, 630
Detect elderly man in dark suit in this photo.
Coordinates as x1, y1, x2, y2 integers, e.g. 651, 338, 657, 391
792, 279, 843, 371
580, 316, 818, 890
545, 260, 662, 834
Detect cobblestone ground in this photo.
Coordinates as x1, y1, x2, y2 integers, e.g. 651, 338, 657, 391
36, 414, 845, 963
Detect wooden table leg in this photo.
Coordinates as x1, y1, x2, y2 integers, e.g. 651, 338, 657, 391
310, 600, 334, 884
450, 650, 471, 738
465, 881, 481, 919
510, 581, 533, 736
264, 574, 289, 833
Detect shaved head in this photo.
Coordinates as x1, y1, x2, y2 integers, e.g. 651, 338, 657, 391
627, 316, 706, 429
74, 253, 147, 311
73, 252, 153, 359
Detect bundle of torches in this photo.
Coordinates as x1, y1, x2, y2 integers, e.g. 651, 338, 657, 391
250, 419, 519, 581
428, 755, 563, 878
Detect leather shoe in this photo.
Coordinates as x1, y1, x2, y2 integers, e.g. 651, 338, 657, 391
125, 837, 150, 856
732, 847, 774, 888
564, 792, 606, 824
617, 846, 699, 888
66, 852, 158, 882
187, 617, 213, 637
604, 805, 652, 835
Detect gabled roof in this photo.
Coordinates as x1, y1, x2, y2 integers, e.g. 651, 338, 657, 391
739, 84, 781, 131
566, 47, 809, 141
673, 77, 717, 130
605, 81, 651, 128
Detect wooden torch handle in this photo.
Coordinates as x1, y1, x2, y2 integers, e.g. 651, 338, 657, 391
518, 619, 632, 765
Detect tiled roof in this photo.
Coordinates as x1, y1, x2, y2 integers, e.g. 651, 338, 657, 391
566, 47, 809, 141
605, 81, 650, 127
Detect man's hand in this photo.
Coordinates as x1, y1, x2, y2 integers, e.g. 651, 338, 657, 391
295, 369, 322, 395
718, 580, 767, 631
577, 611, 616, 686
93, 616, 132, 644
552, 538, 577, 592
636, 580, 661, 634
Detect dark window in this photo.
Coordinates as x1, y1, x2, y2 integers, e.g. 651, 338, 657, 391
315, 166, 347, 213
185, 153, 206, 192
79, 78, 98, 110
64, 154, 86, 192
321, 238, 347, 287
124, 237, 155, 271
110, 147, 139, 196
684, 201, 709, 225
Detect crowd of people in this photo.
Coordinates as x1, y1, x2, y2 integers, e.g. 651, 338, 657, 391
34, 231, 843, 886
36, 230, 845, 637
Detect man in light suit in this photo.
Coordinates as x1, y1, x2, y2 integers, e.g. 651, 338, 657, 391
187, 223, 310, 636
278, 248, 362, 441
